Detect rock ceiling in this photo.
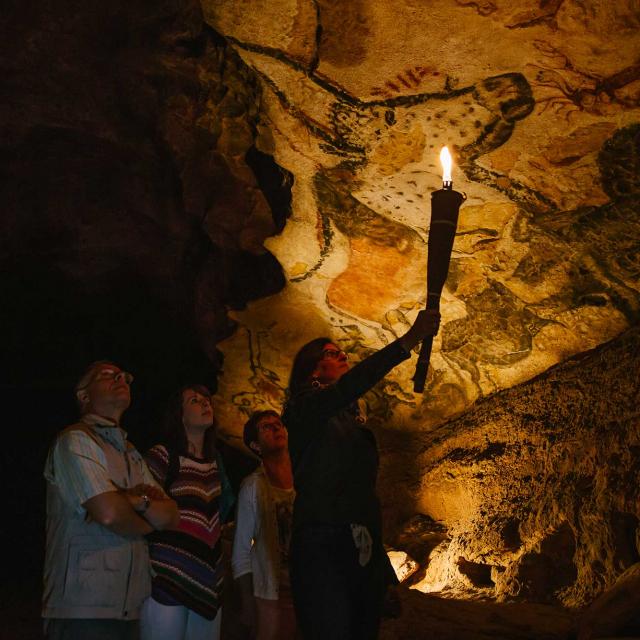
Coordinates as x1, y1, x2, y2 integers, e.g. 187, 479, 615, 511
1, 0, 638, 624
205, 0, 640, 435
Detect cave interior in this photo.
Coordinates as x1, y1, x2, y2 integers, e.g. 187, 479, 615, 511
2, 0, 640, 638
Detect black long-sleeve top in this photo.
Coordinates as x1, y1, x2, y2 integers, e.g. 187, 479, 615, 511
282, 340, 410, 536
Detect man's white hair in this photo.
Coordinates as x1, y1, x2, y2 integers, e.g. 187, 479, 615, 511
74, 360, 118, 411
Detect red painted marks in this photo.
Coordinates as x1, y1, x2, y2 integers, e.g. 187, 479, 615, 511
406, 69, 419, 84
371, 65, 440, 98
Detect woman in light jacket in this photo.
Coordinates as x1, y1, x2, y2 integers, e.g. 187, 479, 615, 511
232, 409, 296, 640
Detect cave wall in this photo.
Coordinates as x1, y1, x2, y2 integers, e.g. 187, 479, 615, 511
206, 0, 640, 436
2, 0, 640, 623
3, 0, 637, 444
378, 323, 640, 608
1, 0, 289, 399
1, 1, 292, 595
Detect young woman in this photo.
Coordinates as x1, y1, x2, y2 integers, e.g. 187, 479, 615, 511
282, 310, 440, 640
141, 385, 234, 640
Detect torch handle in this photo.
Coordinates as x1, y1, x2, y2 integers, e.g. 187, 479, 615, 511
411, 186, 465, 394
412, 336, 433, 394
412, 294, 439, 393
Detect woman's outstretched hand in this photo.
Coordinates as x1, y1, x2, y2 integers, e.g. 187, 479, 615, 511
399, 309, 441, 352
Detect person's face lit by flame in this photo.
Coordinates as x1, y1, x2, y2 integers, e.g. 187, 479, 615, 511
312, 343, 349, 385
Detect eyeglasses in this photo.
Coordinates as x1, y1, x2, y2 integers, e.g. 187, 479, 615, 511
92, 368, 134, 385
257, 420, 283, 433
322, 348, 347, 360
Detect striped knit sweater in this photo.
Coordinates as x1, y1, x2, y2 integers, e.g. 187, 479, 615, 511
144, 445, 225, 620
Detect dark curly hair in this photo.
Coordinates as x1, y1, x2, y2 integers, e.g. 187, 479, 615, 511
243, 409, 281, 454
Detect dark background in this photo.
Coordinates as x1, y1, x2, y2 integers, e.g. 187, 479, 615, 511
1, 269, 256, 639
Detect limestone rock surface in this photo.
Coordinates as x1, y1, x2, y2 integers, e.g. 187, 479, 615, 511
577, 563, 640, 640
379, 586, 575, 640
379, 324, 640, 611
2, 0, 639, 628
205, 0, 640, 437
1, 0, 290, 389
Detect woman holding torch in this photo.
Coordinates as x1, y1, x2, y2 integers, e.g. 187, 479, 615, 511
282, 310, 440, 639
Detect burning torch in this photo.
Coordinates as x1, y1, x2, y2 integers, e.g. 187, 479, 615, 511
412, 147, 466, 393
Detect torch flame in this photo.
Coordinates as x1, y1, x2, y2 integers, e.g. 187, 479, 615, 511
440, 146, 452, 183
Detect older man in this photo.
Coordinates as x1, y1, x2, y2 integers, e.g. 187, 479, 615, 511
43, 361, 179, 640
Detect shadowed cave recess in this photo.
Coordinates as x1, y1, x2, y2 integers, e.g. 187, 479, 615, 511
2, 0, 640, 638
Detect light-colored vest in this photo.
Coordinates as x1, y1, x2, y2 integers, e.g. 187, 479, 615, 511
43, 422, 152, 620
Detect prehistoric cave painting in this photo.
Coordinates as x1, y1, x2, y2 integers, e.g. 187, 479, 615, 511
234, 42, 542, 208
301, 71, 552, 325
531, 124, 640, 320
436, 125, 640, 406
435, 124, 640, 414
229, 326, 286, 418
456, 0, 567, 28
456, 73, 553, 213
240, 47, 542, 289
315, 173, 418, 250
397, 124, 639, 420
529, 41, 640, 120
212, 7, 640, 432
370, 65, 442, 99
440, 279, 552, 388
328, 72, 536, 167
312, 166, 428, 324
222, 40, 584, 412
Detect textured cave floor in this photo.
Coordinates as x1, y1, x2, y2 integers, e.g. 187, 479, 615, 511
5, 582, 578, 640
378, 586, 577, 640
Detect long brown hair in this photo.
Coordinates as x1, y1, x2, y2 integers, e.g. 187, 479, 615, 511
162, 384, 218, 460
